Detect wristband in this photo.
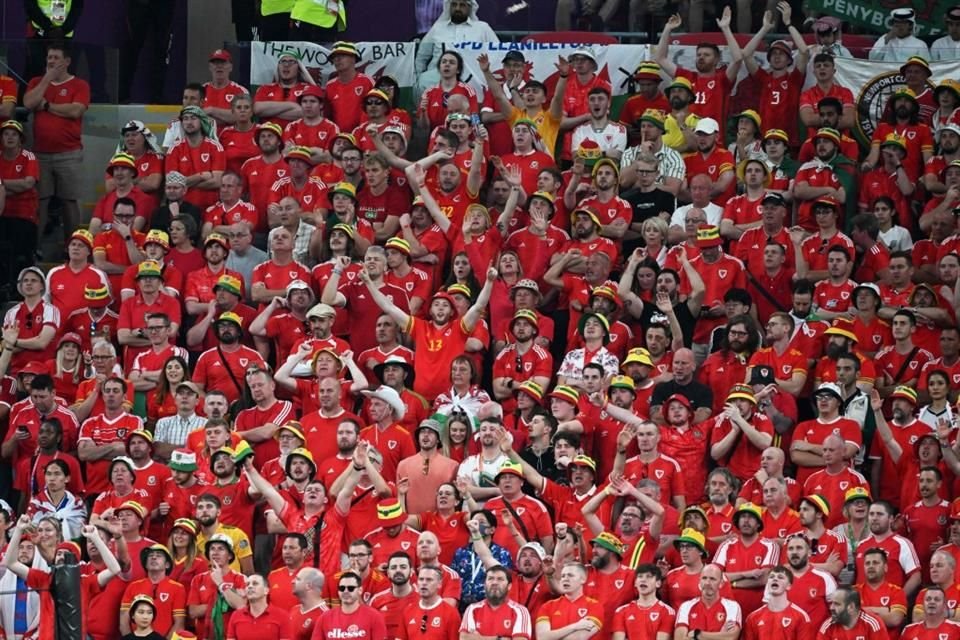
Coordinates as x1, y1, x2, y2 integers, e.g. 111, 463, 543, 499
333, 268, 343, 275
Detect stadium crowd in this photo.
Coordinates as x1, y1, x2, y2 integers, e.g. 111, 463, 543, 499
6, 1, 960, 639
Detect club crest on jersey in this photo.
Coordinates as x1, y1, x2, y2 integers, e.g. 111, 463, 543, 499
718, 269, 727, 279
615, 579, 624, 589
401, 541, 411, 550
839, 481, 849, 490
504, 620, 512, 628
782, 618, 791, 627
355, 87, 364, 96
201, 153, 210, 163
304, 195, 313, 204
880, 597, 889, 605
578, 609, 587, 617
650, 612, 659, 621
655, 469, 664, 479
239, 358, 248, 367
160, 592, 169, 601
810, 588, 818, 597
388, 440, 397, 450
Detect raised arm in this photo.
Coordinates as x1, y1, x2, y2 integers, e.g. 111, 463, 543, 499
360, 268, 411, 328
618, 250, 646, 320
462, 267, 498, 332
779, 2, 810, 69
82, 524, 122, 584
550, 57, 571, 122
478, 53, 519, 120
716, 8, 745, 83
243, 458, 287, 513
3, 515, 32, 579
655, 14, 683, 77
736, 10, 775, 75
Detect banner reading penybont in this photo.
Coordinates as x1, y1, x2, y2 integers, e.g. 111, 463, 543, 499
807, 0, 952, 37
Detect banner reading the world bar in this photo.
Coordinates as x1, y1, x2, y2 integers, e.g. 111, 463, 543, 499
807, 0, 953, 37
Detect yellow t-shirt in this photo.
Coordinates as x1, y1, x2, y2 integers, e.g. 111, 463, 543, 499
509, 106, 562, 159
196, 524, 253, 574
663, 113, 701, 152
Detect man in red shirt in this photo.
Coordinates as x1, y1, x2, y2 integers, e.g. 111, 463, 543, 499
164, 106, 226, 210
785, 534, 838, 627
290, 567, 329, 640
819, 586, 890, 640
674, 563, 742, 640
225, 573, 291, 638
23, 43, 90, 246
90, 153, 155, 234
92, 197, 147, 298
791, 383, 862, 485
3, 266, 60, 375
799, 54, 856, 135
743, 567, 814, 640
794, 132, 848, 232
357, 386, 415, 483
77, 377, 145, 493
655, 11, 742, 141
397, 565, 461, 640
854, 500, 922, 597
682, 118, 736, 206
201, 49, 249, 126
0, 119, 41, 270
241, 122, 289, 230
359, 262, 495, 401
252, 52, 311, 127
192, 312, 266, 404
687, 224, 746, 360
325, 42, 374, 133
117, 260, 183, 372
803, 435, 869, 529
902, 587, 960, 640
713, 503, 781, 613
187, 533, 248, 640
461, 565, 533, 640
535, 563, 603, 639
234, 368, 293, 464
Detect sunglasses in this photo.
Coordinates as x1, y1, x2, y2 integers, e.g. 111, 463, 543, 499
338, 585, 358, 592
365, 100, 386, 107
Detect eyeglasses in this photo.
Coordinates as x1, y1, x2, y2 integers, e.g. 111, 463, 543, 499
338, 585, 358, 592
728, 329, 749, 337
347, 552, 370, 558
146, 326, 167, 332
278, 59, 298, 65
365, 100, 386, 107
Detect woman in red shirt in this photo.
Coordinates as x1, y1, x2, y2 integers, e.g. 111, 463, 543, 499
440, 412, 472, 462
167, 518, 208, 588
146, 355, 189, 425
47, 332, 85, 403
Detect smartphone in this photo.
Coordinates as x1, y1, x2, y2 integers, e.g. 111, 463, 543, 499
470, 113, 481, 128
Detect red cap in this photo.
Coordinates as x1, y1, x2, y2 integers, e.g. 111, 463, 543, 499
297, 84, 324, 102
664, 393, 692, 411
209, 49, 231, 62
19, 362, 48, 376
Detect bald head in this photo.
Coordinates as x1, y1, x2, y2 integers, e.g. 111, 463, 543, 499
671, 348, 695, 383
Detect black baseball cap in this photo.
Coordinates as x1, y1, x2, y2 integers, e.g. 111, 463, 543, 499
503, 51, 526, 63
762, 193, 787, 207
